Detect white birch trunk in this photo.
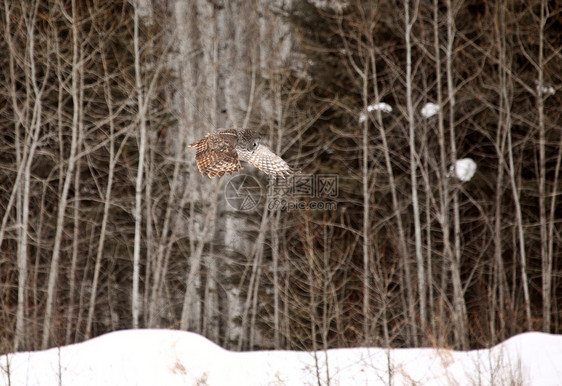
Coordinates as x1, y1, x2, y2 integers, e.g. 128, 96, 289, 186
405, 0, 424, 346
42, 0, 80, 349
85, 53, 118, 336
445, 0, 468, 349
5, 0, 40, 351
496, 2, 532, 331
132, 0, 147, 329
536, 0, 550, 333
361, 65, 371, 343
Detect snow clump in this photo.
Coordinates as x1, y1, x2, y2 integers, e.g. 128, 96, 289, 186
359, 102, 393, 123
421, 102, 439, 118
450, 158, 477, 182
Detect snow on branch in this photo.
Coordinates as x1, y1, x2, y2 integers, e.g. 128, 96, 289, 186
358, 102, 393, 123
449, 158, 477, 182
420, 102, 439, 118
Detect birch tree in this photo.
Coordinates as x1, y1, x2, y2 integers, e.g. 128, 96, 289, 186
534, 0, 551, 334
42, 0, 81, 349
9, 0, 44, 350
131, 0, 147, 329
445, 0, 468, 348
497, 1, 532, 331
404, 0, 425, 346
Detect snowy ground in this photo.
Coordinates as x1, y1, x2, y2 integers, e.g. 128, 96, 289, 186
1, 330, 561, 385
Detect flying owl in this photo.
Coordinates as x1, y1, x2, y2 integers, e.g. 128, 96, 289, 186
189, 128, 293, 178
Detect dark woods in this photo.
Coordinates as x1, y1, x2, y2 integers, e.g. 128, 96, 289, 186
0, 0, 560, 353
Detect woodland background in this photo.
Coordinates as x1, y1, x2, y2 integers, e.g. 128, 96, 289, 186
0, 0, 561, 354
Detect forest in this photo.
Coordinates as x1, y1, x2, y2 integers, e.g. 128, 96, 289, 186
0, 0, 561, 354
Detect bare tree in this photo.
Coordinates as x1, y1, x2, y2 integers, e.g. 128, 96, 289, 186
131, 0, 147, 329
42, 0, 81, 349
85, 45, 127, 337
534, 0, 550, 333
431, 0, 453, 345
4, 0, 42, 351
496, 1, 532, 331
445, 0, 468, 349
404, 0, 425, 346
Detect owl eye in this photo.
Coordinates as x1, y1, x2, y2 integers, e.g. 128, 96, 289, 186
248, 139, 259, 151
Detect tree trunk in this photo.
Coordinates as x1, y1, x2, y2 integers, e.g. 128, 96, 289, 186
42, 0, 80, 349
132, 0, 146, 329
405, 0, 424, 346
446, 0, 468, 349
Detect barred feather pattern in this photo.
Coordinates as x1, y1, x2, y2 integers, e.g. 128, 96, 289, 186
189, 128, 292, 178
245, 144, 292, 177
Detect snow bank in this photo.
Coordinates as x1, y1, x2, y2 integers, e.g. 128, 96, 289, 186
1, 330, 561, 385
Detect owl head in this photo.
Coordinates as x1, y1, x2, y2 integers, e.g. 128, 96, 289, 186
236, 129, 261, 152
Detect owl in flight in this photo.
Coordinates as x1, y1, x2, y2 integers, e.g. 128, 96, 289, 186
189, 128, 293, 178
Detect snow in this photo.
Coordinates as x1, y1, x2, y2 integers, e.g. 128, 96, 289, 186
540, 85, 555, 95
309, 0, 349, 12
450, 158, 477, 182
1, 330, 561, 385
367, 102, 393, 113
359, 102, 393, 123
420, 102, 439, 118
536, 81, 556, 96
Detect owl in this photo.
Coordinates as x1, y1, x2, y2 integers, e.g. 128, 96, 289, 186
189, 128, 293, 178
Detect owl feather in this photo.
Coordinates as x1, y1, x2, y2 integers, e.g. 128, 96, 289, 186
189, 128, 293, 178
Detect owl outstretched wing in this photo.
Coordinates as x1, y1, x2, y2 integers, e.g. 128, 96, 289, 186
247, 144, 293, 177
189, 131, 241, 178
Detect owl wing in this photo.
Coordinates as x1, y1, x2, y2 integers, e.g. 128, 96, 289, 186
189, 131, 241, 178
247, 144, 292, 177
